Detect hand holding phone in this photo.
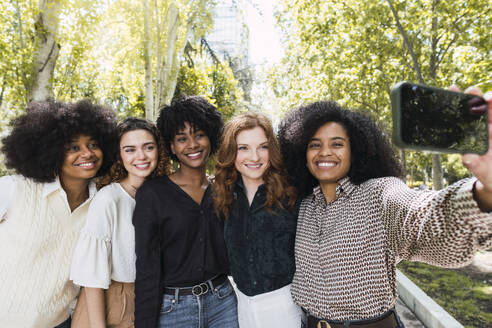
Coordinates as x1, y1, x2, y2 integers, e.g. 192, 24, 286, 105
392, 81, 492, 211
391, 81, 489, 154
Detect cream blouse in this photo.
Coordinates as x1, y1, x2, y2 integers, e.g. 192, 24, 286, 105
70, 182, 136, 289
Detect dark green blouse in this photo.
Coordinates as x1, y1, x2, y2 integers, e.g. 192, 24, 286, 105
224, 179, 299, 296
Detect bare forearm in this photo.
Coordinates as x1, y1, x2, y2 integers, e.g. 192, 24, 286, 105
85, 287, 106, 328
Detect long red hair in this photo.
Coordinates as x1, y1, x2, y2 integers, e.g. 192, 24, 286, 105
213, 112, 296, 218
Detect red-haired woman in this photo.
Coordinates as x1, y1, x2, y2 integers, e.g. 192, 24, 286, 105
214, 112, 303, 328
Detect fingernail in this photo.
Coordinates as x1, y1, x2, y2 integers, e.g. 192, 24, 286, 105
470, 104, 488, 114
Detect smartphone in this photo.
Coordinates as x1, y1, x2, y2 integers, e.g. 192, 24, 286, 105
391, 81, 489, 154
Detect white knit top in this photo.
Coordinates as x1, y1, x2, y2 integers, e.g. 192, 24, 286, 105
70, 182, 136, 288
0, 175, 96, 328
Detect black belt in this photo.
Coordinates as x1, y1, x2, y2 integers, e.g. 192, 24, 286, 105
306, 308, 400, 328
163, 274, 228, 297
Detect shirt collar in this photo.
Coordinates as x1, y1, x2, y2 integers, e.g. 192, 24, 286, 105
312, 176, 357, 205
43, 176, 97, 199
235, 177, 266, 193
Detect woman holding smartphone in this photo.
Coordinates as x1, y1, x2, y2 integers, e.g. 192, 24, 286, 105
70, 117, 168, 328
0, 100, 117, 328
132, 96, 238, 328
213, 112, 302, 328
278, 93, 492, 328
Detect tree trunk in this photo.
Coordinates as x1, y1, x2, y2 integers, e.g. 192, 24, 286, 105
28, 0, 61, 102
160, 27, 193, 107
429, 0, 443, 190
142, 0, 154, 120
432, 154, 443, 190
388, 0, 444, 190
400, 149, 407, 179
157, 3, 179, 114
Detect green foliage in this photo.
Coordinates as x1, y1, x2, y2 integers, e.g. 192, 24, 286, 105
174, 52, 244, 123
271, 0, 491, 182
0, 0, 37, 112
398, 261, 492, 327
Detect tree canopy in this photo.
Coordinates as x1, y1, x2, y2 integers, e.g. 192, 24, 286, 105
269, 0, 491, 187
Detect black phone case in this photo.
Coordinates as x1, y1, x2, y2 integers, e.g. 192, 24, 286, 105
390, 81, 489, 155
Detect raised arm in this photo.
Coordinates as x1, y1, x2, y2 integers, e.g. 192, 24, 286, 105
380, 177, 492, 268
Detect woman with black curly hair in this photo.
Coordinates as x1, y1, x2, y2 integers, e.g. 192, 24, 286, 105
278, 94, 492, 328
70, 117, 169, 328
0, 100, 117, 328
132, 96, 239, 328
213, 112, 301, 328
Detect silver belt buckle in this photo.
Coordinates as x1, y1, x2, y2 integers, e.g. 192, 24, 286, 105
191, 282, 209, 296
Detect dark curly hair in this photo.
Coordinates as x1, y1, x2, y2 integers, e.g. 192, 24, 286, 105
2, 100, 118, 182
156, 96, 224, 161
97, 117, 169, 188
278, 100, 402, 198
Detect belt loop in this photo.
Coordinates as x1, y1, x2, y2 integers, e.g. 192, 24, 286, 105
391, 308, 403, 327
174, 288, 179, 305
344, 321, 351, 328
207, 279, 215, 293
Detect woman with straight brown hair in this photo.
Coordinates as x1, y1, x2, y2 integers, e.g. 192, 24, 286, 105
214, 112, 303, 328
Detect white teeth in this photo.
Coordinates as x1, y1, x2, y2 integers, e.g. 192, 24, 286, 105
77, 162, 95, 168
135, 164, 150, 169
187, 152, 201, 157
318, 162, 336, 167
245, 164, 262, 168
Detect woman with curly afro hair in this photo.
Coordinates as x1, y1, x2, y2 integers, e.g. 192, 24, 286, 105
0, 100, 117, 328
132, 96, 239, 328
213, 112, 301, 328
70, 117, 169, 328
278, 96, 492, 328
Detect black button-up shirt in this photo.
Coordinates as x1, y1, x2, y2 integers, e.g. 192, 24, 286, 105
133, 176, 229, 328
224, 179, 299, 296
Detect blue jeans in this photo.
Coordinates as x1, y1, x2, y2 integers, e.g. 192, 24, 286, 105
54, 317, 71, 328
158, 279, 239, 328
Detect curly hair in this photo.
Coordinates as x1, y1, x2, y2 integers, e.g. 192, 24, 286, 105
278, 100, 402, 198
2, 100, 118, 183
214, 112, 297, 218
156, 96, 224, 161
97, 117, 170, 188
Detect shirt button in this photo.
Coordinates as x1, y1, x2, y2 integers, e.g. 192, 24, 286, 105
249, 257, 253, 263
197, 267, 202, 272
200, 210, 204, 215
199, 237, 204, 242
253, 281, 257, 285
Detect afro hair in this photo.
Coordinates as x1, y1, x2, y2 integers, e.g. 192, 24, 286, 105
156, 96, 224, 161
278, 100, 402, 198
2, 100, 118, 182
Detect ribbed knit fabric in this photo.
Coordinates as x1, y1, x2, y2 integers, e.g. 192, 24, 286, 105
0, 176, 95, 328
292, 176, 492, 321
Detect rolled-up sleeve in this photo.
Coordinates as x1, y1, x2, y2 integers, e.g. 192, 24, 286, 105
133, 184, 162, 328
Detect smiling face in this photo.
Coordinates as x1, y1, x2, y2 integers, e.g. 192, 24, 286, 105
170, 122, 211, 170
234, 126, 270, 186
306, 122, 351, 192
60, 134, 103, 184
120, 129, 158, 180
